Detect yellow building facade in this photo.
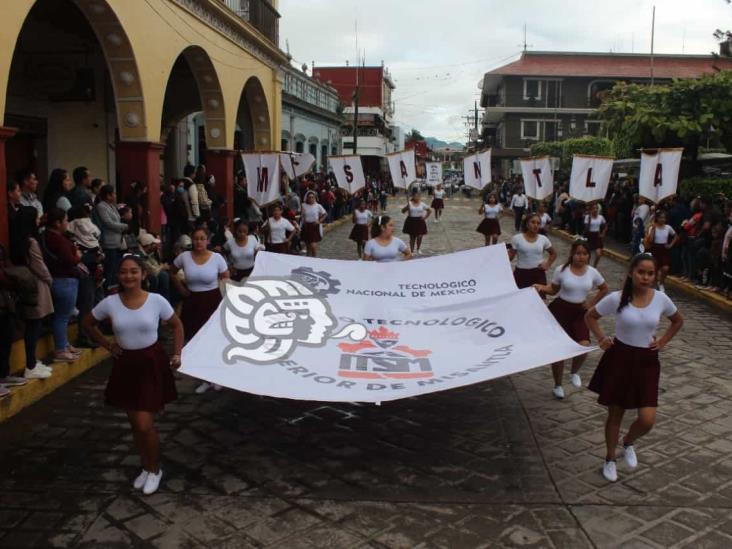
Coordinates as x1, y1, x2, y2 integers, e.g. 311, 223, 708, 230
0, 0, 287, 244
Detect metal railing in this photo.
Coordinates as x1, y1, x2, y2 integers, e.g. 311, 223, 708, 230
222, 0, 279, 45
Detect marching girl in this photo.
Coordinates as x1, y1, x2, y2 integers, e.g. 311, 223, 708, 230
585, 253, 683, 482
584, 203, 607, 267
169, 227, 229, 394
476, 194, 503, 246
367, 186, 379, 213
401, 192, 432, 254
535, 239, 609, 399
537, 202, 552, 236
263, 203, 298, 254
300, 191, 328, 257
223, 219, 264, 282
645, 211, 679, 293
349, 198, 373, 259
82, 254, 184, 496
509, 212, 557, 291
431, 184, 447, 223
364, 215, 412, 262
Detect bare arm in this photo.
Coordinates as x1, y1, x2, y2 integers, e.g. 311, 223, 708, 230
534, 282, 560, 296
584, 307, 613, 349
667, 233, 680, 249
401, 203, 409, 214
162, 313, 184, 368
651, 311, 684, 351
540, 246, 557, 271
82, 313, 121, 357
586, 282, 609, 309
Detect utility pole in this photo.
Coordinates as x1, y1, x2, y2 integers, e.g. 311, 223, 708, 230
352, 66, 360, 155
650, 5, 656, 85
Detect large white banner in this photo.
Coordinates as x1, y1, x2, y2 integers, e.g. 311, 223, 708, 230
425, 162, 443, 187
242, 153, 281, 206
569, 155, 614, 202
387, 150, 417, 189
180, 246, 590, 403
328, 155, 366, 194
639, 148, 682, 204
280, 152, 316, 180
520, 156, 554, 202
463, 150, 491, 189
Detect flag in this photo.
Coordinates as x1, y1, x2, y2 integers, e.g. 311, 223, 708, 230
241, 153, 281, 206
387, 150, 417, 189
280, 152, 316, 179
569, 155, 614, 202
463, 150, 491, 189
425, 162, 443, 187
520, 156, 554, 201
638, 148, 683, 203
328, 155, 366, 194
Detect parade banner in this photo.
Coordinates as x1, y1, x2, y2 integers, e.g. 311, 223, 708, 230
241, 153, 281, 205
463, 149, 491, 189
387, 150, 417, 189
569, 155, 614, 202
425, 162, 443, 187
638, 148, 682, 204
180, 246, 591, 403
520, 156, 554, 201
328, 155, 366, 194
280, 152, 316, 180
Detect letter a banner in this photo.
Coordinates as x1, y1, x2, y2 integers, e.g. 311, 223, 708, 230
180, 245, 590, 403
425, 162, 443, 187
520, 156, 554, 201
638, 148, 682, 204
569, 154, 614, 202
329, 155, 366, 194
242, 153, 281, 206
280, 152, 316, 180
386, 150, 417, 189
463, 149, 492, 189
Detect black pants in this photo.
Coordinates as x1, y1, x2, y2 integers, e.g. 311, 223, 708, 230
0, 313, 14, 379
24, 318, 42, 370
513, 207, 525, 231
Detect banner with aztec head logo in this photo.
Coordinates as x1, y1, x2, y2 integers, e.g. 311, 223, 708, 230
180, 246, 591, 403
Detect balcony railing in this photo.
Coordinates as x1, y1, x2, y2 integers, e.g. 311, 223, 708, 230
222, 0, 279, 45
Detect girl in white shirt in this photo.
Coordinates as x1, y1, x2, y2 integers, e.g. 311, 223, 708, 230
645, 211, 679, 293
300, 191, 328, 257
430, 184, 447, 222
401, 192, 432, 254
537, 203, 552, 236
364, 215, 412, 263
535, 240, 609, 399
82, 254, 184, 496
585, 253, 683, 483
224, 219, 264, 281
477, 194, 503, 246
583, 203, 607, 267
349, 198, 373, 258
263, 204, 298, 254
508, 213, 557, 292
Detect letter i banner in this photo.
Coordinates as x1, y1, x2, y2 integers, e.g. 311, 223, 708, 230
386, 150, 417, 189
519, 156, 554, 201
241, 153, 282, 206
328, 155, 366, 194
638, 148, 682, 204
463, 149, 492, 189
568, 154, 614, 203
279, 152, 316, 179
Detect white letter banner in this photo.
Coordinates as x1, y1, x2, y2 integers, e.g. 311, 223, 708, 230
180, 245, 591, 403
328, 155, 366, 194
425, 162, 443, 187
569, 155, 614, 202
242, 153, 281, 206
280, 152, 316, 180
463, 149, 492, 189
520, 156, 554, 201
638, 148, 682, 204
387, 150, 417, 189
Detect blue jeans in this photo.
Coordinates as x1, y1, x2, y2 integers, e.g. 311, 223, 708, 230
51, 278, 79, 351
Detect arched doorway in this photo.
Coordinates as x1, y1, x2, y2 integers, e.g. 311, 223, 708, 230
235, 76, 271, 152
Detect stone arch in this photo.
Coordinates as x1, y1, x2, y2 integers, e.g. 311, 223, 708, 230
237, 76, 271, 151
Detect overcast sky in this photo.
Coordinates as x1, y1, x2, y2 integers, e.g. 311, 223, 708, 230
279, 0, 730, 143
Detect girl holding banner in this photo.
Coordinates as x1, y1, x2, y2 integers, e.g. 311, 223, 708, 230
508, 213, 557, 291
585, 254, 683, 482
401, 193, 432, 255
431, 184, 446, 223
584, 204, 607, 267
364, 216, 411, 262
349, 199, 373, 259
644, 211, 679, 293
476, 194, 503, 246
263, 204, 299, 254
300, 191, 328, 257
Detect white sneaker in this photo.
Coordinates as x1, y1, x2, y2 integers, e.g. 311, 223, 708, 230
623, 444, 638, 468
142, 469, 162, 495
602, 460, 618, 482
133, 470, 149, 490
552, 386, 565, 399
195, 382, 211, 394
24, 367, 51, 380
35, 361, 52, 374
570, 373, 582, 388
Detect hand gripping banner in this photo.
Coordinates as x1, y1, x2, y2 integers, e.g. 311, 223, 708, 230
638, 148, 682, 204
520, 156, 554, 201
328, 155, 366, 194
280, 152, 316, 180
463, 150, 492, 189
569, 154, 614, 202
241, 153, 281, 206
180, 245, 591, 403
386, 150, 417, 190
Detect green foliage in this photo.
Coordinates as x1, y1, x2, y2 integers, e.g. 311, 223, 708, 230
530, 136, 614, 172
529, 141, 562, 159
678, 177, 732, 202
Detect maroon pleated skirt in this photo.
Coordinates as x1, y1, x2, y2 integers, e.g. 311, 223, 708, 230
403, 216, 428, 236
268, 242, 290, 254
514, 267, 547, 289
181, 288, 221, 341
349, 224, 369, 242
548, 297, 589, 342
588, 339, 661, 409
431, 198, 445, 210
477, 218, 501, 236
651, 244, 671, 268
105, 343, 177, 412
231, 267, 254, 282
587, 232, 604, 251
301, 222, 322, 243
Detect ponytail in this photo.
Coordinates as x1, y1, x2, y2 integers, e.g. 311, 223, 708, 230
618, 253, 657, 311
371, 215, 390, 239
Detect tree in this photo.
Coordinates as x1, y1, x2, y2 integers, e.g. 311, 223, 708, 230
405, 128, 425, 142
530, 136, 614, 174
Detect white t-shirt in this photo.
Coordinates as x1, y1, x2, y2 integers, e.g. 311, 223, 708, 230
483, 204, 502, 219
634, 204, 651, 225
92, 293, 174, 350
539, 213, 552, 229
434, 190, 445, 199
552, 265, 605, 304
364, 237, 408, 262
302, 202, 327, 223
510, 194, 528, 208
173, 251, 228, 292
652, 225, 676, 245
511, 233, 552, 269
354, 209, 373, 225
265, 217, 295, 244
595, 290, 678, 348
584, 214, 606, 233
408, 202, 428, 218
224, 235, 263, 271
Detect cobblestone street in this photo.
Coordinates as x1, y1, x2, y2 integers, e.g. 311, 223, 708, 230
1, 196, 732, 548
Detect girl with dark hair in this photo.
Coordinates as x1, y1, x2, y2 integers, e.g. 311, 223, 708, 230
537, 202, 552, 236
509, 212, 557, 290
349, 198, 373, 258
300, 191, 328, 257
585, 254, 683, 482
263, 204, 298, 254
82, 254, 184, 496
535, 239, 609, 399
401, 192, 431, 254
42, 169, 73, 213
645, 211, 679, 293
431, 183, 447, 222
364, 215, 411, 262
477, 194, 503, 246
224, 219, 264, 282
583, 203, 607, 267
